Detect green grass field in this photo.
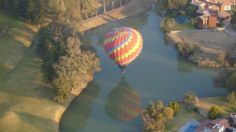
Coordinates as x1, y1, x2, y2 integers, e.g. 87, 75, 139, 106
173, 22, 196, 31
0, 11, 37, 77
0, 11, 64, 132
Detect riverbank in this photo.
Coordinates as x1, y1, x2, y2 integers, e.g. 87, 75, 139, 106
76, 0, 152, 32
167, 29, 236, 68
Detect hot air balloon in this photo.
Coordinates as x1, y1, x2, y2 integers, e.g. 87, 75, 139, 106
105, 78, 142, 121
103, 27, 143, 73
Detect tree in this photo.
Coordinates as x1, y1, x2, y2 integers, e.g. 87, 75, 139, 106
168, 102, 181, 115
161, 18, 176, 33
53, 37, 100, 103
207, 105, 223, 120
37, 23, 100, 103
227, 92, 236, 104
142, 100, 174, 132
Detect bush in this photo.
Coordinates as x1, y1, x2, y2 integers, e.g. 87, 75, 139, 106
183, 91, 199, 106
168, 102, 181, 115
207, 105, 223, 120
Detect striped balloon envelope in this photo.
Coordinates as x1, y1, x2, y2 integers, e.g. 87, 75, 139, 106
103, 27, 143, 72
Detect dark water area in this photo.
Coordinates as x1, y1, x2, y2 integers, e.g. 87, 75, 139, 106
60, 10, 227, 132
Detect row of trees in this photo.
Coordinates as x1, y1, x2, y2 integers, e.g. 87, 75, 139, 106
37, 23, 100, 103
0, 0, 131, 24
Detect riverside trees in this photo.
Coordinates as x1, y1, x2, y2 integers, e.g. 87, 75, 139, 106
142, 101, 174, 132
37, 23, 100, 103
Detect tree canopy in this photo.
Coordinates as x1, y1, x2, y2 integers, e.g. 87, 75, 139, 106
142, 100, 174, 132
37, 23, 100, 103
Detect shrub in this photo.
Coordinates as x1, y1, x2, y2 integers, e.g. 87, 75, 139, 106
183, 91, 199, 106
168, 102, 181, 115
207, 105, 223, 120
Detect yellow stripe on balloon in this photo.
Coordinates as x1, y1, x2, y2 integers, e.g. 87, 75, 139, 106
114, 31, 142, 63
123, 41, 142, 65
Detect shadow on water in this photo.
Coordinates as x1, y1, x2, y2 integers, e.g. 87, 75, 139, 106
105, 77, 142, 122
59, 81, 101, 132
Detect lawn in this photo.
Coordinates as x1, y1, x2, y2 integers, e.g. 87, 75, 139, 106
166, 107, 205, 131
0, 11, 37, 77
173, 22, 196, 31
0, 11, 65, 132
197, 96, 236, 116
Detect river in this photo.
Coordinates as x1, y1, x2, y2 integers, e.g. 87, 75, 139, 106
60, 9, 227, 132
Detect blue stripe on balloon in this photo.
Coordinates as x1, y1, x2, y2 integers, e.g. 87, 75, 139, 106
107, 28, 131, 54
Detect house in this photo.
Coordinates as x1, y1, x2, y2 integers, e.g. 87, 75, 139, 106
230, 113, 236, 126
196, 118, 230, 132
190, 0, 235, 28
191, 0, 236, 11
197, 14, 217, 28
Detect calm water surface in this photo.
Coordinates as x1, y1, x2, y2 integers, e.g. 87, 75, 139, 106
60, 10, 227, 132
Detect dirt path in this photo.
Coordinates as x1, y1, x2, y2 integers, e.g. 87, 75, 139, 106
76, 0, 152, 32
